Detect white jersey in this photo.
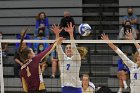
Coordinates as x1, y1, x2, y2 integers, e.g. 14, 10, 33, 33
115, 48, 140, 93
82, 86, 94, 93
57, 43, 81, 88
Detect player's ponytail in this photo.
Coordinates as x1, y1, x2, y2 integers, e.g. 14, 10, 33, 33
77, 47, 88, 59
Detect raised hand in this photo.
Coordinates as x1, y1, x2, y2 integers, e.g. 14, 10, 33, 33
56, 37, 65, 45
101, 33, 109, 40
101, 33, 117, 50
65, 22, 75, 35
125, 30, 134, 40
51, 24, 62, 36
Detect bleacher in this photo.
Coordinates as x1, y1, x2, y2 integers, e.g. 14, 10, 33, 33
1, 0, 140, 93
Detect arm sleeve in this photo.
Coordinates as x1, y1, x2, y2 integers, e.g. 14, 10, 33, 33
56, 45, 65, 60
45, 18, 49, 28
45, 27, 50, 38
115, 48, 135, 67
123, 16, 128, 21
71, 43, 81, 60
35, 20, 39, 29
133, 15, 138, 20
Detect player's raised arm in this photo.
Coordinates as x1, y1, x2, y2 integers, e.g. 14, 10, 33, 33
65, 22, 81, 59
101, 33, 134, 67
51, 24, 62, 40
101, 33, 117, 51
51, 24, 65, 59
65, 22, 75, 40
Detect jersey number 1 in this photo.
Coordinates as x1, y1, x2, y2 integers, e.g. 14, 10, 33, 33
66, 64, 70, 70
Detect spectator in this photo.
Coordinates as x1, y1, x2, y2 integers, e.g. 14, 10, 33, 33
34, 29, 49, 73
117, 53, 130, 93
123, 7, 138, 30
35, 12, 50, 38
119, 20, 137, 40
14, 43, 27, 77
0, 32, 8, 61
119, 20, 137, 53
16, 29, 31, 50
35, 12, 49, 29
82, 74, 95, 93
60, 11, 76, 39
50, 49, 59, 78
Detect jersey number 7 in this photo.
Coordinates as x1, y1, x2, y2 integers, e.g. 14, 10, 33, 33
66, 64, 70, 70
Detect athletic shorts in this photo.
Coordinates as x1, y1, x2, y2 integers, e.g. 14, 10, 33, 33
62, 86, 82, 93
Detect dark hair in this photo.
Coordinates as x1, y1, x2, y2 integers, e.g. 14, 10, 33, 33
38, 27, 45, 32
36, 12, 46, 20
124, 20, 131, 25
20, 47, 31, 63
37, 27, 45, 37
128, 7, 133, 10
123, 20, 132, 34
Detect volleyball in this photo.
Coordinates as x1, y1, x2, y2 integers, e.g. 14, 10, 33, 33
78, 23, 92, 36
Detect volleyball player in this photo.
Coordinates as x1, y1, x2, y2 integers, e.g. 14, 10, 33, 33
51, 22, 87, 93
82, 74, 95, 93
19, 37, 63, 93
101, 32, 140, 93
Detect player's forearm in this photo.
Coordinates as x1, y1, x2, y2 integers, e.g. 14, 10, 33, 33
56, 45, 64, 60
55, 34, 59, 39
107, 43, 118, 51
134, 43, 140, 49
70, 32, 80, 56
70, 33, 74, 40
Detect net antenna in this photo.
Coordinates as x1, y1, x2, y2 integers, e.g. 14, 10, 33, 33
0, 42, 4, 93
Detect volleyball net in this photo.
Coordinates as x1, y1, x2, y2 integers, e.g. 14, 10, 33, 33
0, 39, 139, 93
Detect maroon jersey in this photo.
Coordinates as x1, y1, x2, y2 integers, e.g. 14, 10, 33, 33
20, 43, 56, 92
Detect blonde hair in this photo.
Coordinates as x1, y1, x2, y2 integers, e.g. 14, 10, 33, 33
82, 74, 89, 78
77, 47, 88, 59
132, 51, 139, 63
